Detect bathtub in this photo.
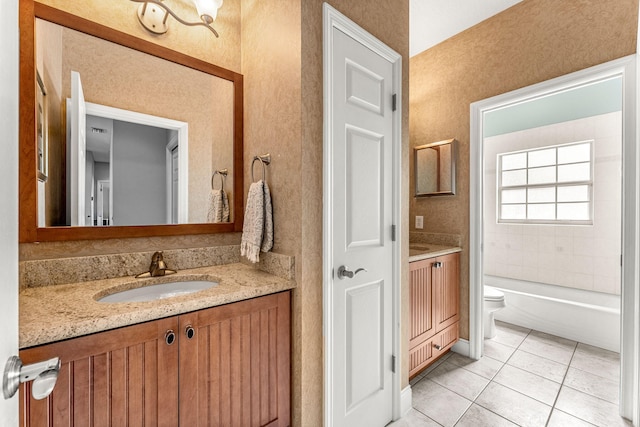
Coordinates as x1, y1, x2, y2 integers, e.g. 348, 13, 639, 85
486, 275, 620, 352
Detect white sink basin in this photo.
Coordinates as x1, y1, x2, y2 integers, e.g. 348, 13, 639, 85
98, 280, 218, 303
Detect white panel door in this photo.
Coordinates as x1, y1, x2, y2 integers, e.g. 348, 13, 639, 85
70, 71, 86, 226
329, 26, 395, 427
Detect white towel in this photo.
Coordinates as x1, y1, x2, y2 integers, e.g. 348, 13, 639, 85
207, 189, 229, 223
241, 180, 273, 263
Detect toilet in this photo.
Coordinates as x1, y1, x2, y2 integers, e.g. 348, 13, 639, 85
484, 286, 506, 339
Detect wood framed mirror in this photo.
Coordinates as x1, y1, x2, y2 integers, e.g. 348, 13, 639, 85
414, 138, 457, 197
19, 1, 244, 242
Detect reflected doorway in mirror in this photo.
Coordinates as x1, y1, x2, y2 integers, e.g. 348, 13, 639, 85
66, 82, 189, 227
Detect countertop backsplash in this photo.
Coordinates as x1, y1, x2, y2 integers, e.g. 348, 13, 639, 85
410, 231, 462, 247
20, 245, 294, 290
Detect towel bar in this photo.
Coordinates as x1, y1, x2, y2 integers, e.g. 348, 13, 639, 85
251, 154, 271, 182
211, 169, 228, 191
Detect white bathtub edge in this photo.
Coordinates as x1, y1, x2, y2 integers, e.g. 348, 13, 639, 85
491, 283, 620, 352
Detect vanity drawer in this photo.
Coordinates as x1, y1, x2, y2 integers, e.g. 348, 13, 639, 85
409, 322, 459, 379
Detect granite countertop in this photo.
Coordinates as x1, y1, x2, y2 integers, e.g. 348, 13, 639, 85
408, 243, 462, 262
20, 263, 296, 349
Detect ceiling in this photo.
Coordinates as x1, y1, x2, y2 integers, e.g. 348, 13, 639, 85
410, 0, 523, 57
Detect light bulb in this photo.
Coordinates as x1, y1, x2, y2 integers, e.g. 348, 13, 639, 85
193, 0, 223, 23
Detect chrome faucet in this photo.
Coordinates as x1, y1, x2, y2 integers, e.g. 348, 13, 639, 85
135, 251, 177, 278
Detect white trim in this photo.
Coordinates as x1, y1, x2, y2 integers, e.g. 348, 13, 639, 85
0, 0, 20, 421
470, 55, 638, 422
451, 338, 470, 357
85, 102, 189, 223
165, 134, 179, 224
635, 8, 640, 424
323, 3, 403, 425
400, 386, 413, 417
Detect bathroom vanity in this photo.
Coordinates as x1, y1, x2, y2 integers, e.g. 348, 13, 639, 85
408, 245, 461, 378
20, 292, 290, 427
18, 252, 295, 427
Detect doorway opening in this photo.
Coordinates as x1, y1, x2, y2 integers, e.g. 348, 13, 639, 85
65, 97, 189, 227
469, 56, 638, 420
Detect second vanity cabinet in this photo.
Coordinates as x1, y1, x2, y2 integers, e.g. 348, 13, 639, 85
19, 291, 291, 427
409, 252, 459, 378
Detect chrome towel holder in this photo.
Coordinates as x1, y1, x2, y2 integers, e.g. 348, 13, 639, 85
251, 154, 271, 183
211, 169, 228, 191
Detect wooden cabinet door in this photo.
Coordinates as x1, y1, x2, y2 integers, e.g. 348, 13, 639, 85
434, 252, 460, 333
409, 258, 436, 349
20, 316, 180, 427
178, 291, 291, 427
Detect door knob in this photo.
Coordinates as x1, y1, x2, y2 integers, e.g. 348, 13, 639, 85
337, 266, 367, 280
3, 356, 61, 400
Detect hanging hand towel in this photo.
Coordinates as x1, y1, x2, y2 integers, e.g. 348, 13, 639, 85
207, 189, 230, 223
241, 180, 274, 262
261, 180, 274, 253
241, 181, 266, 263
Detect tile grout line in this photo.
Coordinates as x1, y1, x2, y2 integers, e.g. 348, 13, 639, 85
544, 339, 577, 427
452, 328, 532, 426
409, 325, 622, 427
465, 329, 533, 426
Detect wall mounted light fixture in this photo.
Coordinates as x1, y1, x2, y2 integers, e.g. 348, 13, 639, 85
131, 0, 223, 37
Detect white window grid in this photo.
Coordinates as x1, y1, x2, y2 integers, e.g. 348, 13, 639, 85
497, 140, 594, 225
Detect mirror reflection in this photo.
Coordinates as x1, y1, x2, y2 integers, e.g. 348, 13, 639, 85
36, 18, 235, 227
414, 139, 457, 197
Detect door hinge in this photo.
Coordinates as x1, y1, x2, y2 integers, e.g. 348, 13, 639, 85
392, 94, 397, 112
391, 355, 396, 373
391, 224, 396, 241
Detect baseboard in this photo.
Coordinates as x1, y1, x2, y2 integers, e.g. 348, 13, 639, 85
451, 338, 470, 357
400, 386, 412, 416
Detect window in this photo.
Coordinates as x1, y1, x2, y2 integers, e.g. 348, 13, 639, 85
497, 140, 593, 224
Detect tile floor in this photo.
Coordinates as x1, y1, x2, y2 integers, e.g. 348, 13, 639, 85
391, 321, 631, 427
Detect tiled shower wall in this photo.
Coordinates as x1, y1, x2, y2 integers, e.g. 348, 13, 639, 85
483, 112, 622, 295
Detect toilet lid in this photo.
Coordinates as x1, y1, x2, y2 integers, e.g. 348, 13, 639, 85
484, 286, 505, 301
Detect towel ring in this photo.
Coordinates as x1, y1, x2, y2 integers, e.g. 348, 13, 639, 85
211, 169, 228, 191
251, 154, 271, 183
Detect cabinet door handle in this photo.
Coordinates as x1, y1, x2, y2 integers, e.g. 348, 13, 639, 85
433, 343, 442, 350
433, 262, 442, 268
165, 329, 176, 345
185, 325, 195, 340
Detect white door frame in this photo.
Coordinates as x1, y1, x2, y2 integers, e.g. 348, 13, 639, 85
0, 0, 20, 422
96, 179, 110, 225
469, 55, 639, 422
323, 3, 403, 424
166, 135, 179, 224
84, 102, 190, 224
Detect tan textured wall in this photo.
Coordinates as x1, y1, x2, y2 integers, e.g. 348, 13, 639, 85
300, 1, 410, 424
241, 0, 305, 423
39, 0, 242, 73
410, 0, 639, 341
